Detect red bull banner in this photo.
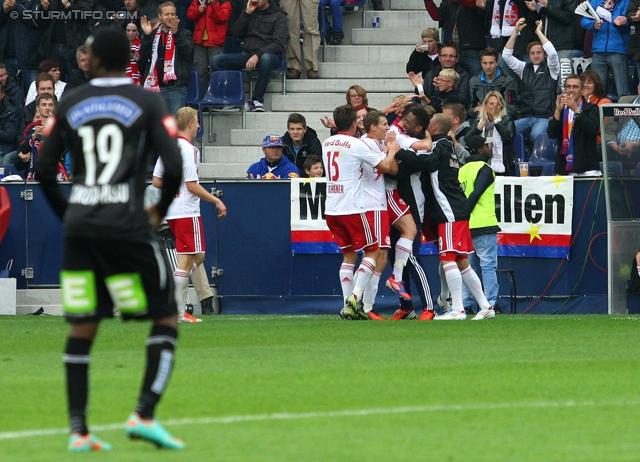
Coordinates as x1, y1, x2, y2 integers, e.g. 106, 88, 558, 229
291, 176, 574, 258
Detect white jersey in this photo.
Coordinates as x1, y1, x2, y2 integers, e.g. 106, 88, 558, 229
153, 137, 200, 219
389, 124, 420, 151
323, 133, 385, 216
389, 124, 426, 222
360, 134, 388, 211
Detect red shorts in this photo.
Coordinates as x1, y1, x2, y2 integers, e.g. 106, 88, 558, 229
326, 210, 390, 255
437, 220, 473, 260
421, 212, 439, 243
167, 217, 205, 254
386, 189, 411, 225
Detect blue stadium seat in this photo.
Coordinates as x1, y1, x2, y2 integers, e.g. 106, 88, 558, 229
243, 46, 287, 99
186, 70, 200, 105
599, 161, 623, 176
529, 134, 557, 168
541, 162, 555, 176
514, 133, 525, 162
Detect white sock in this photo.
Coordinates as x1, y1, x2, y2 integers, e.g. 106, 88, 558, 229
442, 262, 463, 312
392, 238, 413, 280
461, 266, 491, 310
353, 257, 376, 300
439, 262, 449, 301
339, 263, 355, 303
362, 271, 381, 313
174, 269, 190, 317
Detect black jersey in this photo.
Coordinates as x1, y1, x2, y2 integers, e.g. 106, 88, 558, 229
37, 77, 183, 240
395, 134, 470, 224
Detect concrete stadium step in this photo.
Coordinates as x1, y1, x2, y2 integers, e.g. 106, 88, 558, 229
272, 77, 411, 93
242, 111, 326, 129
230, 128, 332, 146
323, 45, 414, 64
271, 92, 401, 112
317, 62, 407, 78
203, 146, 264, 166
390, 0, 426, 10
364, 10, 433, 28
200, 162, 253, 179
352, 28, 424, 45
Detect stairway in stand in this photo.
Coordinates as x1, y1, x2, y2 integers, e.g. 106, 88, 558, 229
199, 0, 436, 179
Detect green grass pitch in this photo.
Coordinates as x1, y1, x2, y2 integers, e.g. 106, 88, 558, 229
1, 314, 640, 461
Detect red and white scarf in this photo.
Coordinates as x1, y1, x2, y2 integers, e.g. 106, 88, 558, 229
126, 37, 142, 86
490, 0, 520, 39
144, 28, 177, 92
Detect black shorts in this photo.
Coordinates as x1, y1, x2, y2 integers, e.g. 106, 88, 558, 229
61, 237, 177, 324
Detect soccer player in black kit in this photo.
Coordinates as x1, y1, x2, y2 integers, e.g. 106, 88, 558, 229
37, 28, 186, 452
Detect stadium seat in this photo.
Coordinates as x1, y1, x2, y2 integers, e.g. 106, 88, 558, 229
541, 162, 555, 176
514, 133, 525, 162
186, 70, 201, 105
243, 47, 287, 99
529, 134, 557, 168
599, 161, 623, 176
192, 70, 246, 143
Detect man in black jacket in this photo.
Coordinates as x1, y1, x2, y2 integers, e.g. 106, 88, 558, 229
421, 45, 471, 107
140, 1, 193, 114
0, 63, 24, 109
548, 74, 601, 176
211, 0, 287, 112
281, 112, 322, 176
0, 82, 20, 165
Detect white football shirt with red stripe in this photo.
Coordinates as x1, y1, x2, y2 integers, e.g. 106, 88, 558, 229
323, 133, 385, 216
360, 134, 388, 211
153, 137, 200, 219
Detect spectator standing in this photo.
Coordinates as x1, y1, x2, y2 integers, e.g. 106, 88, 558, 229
125, 23, 143, 85
187, 0, 231, 96
281, 112, 323, 176
468, 47, 517, 118
25, 60, 66, 105
443, 102, 472, 163
0, 82, 19, 165
0, 63, 24, 109
405, 27, 440, 79
581, 0, 631, 98
627, 0, 640, 79
213, 0, 287, 112
484, 0, 538, 62
458, 135, 500, 314
0, 0, 44, 93
422, 45, 471, 107
468, 91, 517, 175
15, 93, 56, 180
320, 0, 344, 45
424, 0, 485, 76
281, 0, 321, 79
140, 2, 194, 114
67, 46, 91, 89
19, 73, 55, 150
548, 74, 601, 175
503, 18, 560, 143
247, 134, 301, 178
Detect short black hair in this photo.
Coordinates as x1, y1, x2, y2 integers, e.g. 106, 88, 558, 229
403, 103, 430, 132
88, 28, 130, 73
333, 105, 357, 132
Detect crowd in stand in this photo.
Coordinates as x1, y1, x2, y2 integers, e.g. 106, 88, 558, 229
4, 0, 640, 179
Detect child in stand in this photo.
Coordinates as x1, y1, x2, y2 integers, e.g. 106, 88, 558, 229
303, 155, 324, 178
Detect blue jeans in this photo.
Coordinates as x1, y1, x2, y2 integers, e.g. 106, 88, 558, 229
19, 69, 38, 95
462, 233, 498, 310
459, 49, 482, 77
160, 86, 187, 115
592, 52, 630, 98
515, 117, 550, 144
319, 0, 344, 36
211, 52, 280, 103
48, 43, 73, 82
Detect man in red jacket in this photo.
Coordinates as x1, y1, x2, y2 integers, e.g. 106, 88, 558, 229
187, 0, 232, 96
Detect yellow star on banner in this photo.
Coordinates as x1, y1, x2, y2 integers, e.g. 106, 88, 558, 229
526, 222, 543, 243
302, 177, 314, 186
549, 175, 567, 188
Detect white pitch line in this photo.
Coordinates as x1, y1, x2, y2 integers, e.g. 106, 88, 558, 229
1, 399, 637, 441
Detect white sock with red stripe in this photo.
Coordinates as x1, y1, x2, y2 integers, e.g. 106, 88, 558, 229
173, 269, 190, 317
392, 238, 413, 280
362, 271, 381, 313
339, 263, 355, 304
439, 263, 449, 301
460, 266, 491, 310
442, 262, 463, 312
352, 257, 376, 300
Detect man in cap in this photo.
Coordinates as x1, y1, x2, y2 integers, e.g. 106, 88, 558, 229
246, 134, 301, 178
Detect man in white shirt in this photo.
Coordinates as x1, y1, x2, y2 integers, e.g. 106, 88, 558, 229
153, 107, 227, 323
323, 105, 399, 320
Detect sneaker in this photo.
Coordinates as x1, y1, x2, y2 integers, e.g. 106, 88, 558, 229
437, 295, 452, 313
211, 106, 240, 112
472, 308, 496, 320
435, 310, 467, 320
68, 433, 112, 452
341, 295, 367, 320
179, 312, 202, 323
386, 275, 412, 301
329, 32, 343, 45
389, 308, 417, 320
251, 100, 265, 112
372, 1, 385, 10
417, 309, 435, 320
367, 311, 385, 320
125, 413, 185, 449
